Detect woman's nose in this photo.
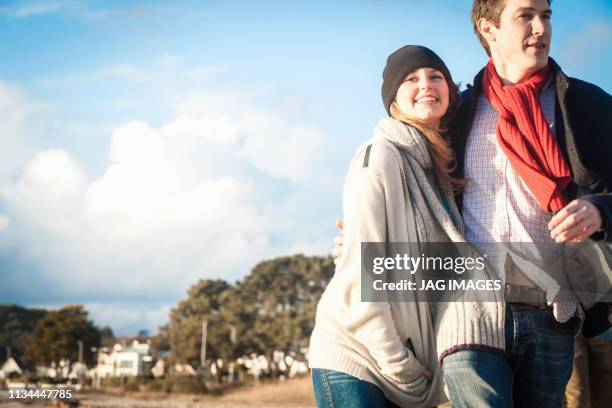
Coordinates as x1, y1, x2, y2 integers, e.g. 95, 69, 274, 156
419, 78, 432, 89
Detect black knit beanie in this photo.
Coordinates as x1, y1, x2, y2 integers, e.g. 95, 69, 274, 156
381, 45, 453, 115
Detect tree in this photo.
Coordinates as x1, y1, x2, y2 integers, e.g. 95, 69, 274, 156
99, 325, 115, 347
24, 305, 101, 368
167, 279, 231, 367
150, 324, 170, 356
0, 304, 48, 365
164, 255, 334, 379
236, 255, 334, 360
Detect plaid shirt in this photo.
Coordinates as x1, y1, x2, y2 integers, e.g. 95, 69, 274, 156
462, 80, 577, 322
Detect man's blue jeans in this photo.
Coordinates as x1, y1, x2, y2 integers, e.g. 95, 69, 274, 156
442, 304, 577, 408
311, 368, 399, 408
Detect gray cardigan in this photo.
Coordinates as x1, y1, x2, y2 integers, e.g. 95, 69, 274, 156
310, 118, 476, 407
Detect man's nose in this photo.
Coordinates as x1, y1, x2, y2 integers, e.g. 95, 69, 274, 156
532, 16, 548, 35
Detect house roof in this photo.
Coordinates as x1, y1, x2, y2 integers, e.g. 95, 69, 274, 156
1, 357, 24, 374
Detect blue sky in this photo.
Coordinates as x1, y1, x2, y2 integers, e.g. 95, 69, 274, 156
0, 0, 610, 336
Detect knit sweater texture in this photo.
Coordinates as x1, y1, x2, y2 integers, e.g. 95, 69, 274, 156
309, 118, 469, 407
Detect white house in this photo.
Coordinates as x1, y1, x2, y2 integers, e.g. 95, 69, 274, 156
35, 359, 71, 379
68, 362, 88, 380
0, 357, 23, 381
91, 340, 153, 378
151, 354, 196, 378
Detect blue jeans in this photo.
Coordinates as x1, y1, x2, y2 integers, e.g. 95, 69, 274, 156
442, 304, 577, 408
311, 368, 399, 408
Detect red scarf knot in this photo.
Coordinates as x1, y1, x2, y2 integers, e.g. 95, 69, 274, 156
481, 59, 571, 213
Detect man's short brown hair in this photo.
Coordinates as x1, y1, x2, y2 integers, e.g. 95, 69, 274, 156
471, 0, 552, 56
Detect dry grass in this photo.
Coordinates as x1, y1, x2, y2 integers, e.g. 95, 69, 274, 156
72, 377, 317, 407
210, 376, 451, 407
212, 376, 452, 407
0, 377, 451, 407
213, 376, 315, 406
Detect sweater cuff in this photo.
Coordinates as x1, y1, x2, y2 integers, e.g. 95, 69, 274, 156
436, 301, 506, 360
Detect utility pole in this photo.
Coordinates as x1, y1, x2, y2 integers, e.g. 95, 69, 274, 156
228, 325, 237, 384
230, 325, 236, 344
77, 340, 85, 388
77, 341, 83, 363
91, 347, 101, 389
200, 320, 208, 371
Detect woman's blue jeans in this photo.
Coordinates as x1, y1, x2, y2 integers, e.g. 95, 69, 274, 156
442, 304, 578, 408
311, 368, 399, 408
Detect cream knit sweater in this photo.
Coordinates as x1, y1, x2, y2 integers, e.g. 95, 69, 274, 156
309, 118, 469, 407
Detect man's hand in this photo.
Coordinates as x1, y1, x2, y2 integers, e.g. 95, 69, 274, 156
548, 199, 603, 243
332, 219, 344, 265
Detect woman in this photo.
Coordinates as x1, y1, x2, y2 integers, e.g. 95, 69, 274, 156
308, 45, 466, 407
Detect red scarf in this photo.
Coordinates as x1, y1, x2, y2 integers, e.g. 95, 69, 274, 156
482, 59, 571, 213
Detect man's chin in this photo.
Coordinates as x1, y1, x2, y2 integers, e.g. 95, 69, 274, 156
526, 51, 550, 67
523, 55, 550, 74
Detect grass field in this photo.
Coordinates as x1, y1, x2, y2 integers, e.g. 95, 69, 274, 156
2, 377, 452, 407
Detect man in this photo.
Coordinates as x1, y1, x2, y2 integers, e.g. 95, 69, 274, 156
333, 0, 611, 406
440, 1, 611, 406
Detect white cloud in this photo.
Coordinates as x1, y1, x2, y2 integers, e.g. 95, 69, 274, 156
1, 0, 64, 18
37, 58, 220, 91
0, 81, 50, 191
97, 64, 143, 80
238, 108, 323, 182
155, 54, 182, 68
0, 214, 9, 230
0, 0, 109, 20
2, 67, 335, 335
2, 104, 322, 305
285, 236, 334, 258
4, 149, 87, 237
37, 64, 144, 90
161, 115, 240, 146
177, 92, 326, 183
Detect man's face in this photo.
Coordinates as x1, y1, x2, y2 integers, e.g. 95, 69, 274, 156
488, 0, 552, 79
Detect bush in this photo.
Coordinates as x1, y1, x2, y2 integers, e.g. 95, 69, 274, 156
145, 378, 172, 393
123, 376, 141, 392
101, 376, 123, 388
171, 377, 208, 394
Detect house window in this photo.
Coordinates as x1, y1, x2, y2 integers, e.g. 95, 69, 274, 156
119, 360, 133, 369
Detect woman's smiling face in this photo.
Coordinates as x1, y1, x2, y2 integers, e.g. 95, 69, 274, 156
395, 67, 450, 127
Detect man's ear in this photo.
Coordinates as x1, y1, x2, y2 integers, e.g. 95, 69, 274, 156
477, 18, 496, 44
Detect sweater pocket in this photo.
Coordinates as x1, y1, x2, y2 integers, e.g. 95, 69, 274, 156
380, 345, 426, 385
393, 373, 428, 396
382, 370, 429, 401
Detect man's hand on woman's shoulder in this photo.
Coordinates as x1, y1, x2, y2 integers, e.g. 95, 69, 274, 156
549, 199, 603, 243
333, 219, 344, 265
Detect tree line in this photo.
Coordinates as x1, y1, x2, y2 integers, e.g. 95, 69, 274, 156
153, 255, 334, 372
1, 254, 334, 377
